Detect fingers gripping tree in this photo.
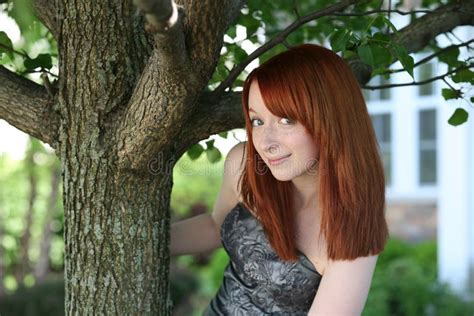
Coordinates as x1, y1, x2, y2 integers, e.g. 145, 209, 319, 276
0, 0, 473, 314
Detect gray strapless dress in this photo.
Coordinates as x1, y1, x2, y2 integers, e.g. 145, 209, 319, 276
203, 202, 323, 315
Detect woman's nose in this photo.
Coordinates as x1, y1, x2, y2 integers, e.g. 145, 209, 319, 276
258, 126, 280, 156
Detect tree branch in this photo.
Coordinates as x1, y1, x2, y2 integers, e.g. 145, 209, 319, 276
134, 0, 178, 34
116, 0, 247, 171
134, 0, 196, 96
215, 0, 474, 95
363, 63, 473, 90
0, 66, 59, 148
214, 0, 361, 95
32, 0, 58, 37
115, 0, 198, 171
381, 39, 474, 76
174, 91, 244, 158
175, 0, 248, 85
332, 8, 474, 17
353, 0, 474, 86
391, 0, 474, 59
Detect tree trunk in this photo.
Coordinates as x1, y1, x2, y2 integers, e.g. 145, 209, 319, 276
61, 153, 174, 314
56, 2, 175, 313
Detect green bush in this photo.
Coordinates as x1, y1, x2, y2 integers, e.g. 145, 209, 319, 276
171, 153, 224, 217
0, 278, 64, 316
364, 239, 474, 316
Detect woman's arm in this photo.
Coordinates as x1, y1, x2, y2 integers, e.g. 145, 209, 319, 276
308, 254, 379, 315
170, 142, 245, 256
170, 213, 222, 256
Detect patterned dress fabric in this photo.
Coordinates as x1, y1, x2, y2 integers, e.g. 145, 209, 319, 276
203, 202, 322, 315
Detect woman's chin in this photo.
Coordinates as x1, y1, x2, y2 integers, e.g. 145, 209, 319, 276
270, 171, 294, 182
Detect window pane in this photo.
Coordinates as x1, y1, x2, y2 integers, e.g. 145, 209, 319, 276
418, 63, 434, 96
380, 89, 391, 100
420, 109, 436, 140
370, 113, 392, 186
380, 76, 391, 100
371, 115, 382, 143
420, 149, 437, 184
382, 149, 391, 186
362, 89, 371, 102
382, 114, 391, 142
419, 109, 437, 184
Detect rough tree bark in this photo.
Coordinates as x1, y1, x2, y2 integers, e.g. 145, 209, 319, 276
0, 0, 473, 314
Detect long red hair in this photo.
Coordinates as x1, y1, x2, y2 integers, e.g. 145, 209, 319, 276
238, 43, 389, 261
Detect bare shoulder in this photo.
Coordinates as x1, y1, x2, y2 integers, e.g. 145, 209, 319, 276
210, 141, 247, 232
223, 141, 246, 202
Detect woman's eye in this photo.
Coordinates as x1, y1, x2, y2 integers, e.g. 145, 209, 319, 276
250, 118, 262, 127
281, 118, 294, 125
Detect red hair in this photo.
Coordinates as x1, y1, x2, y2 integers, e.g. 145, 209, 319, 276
238, 43, 389, 261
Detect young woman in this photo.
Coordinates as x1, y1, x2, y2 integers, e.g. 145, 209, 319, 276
171, 43, 389, 315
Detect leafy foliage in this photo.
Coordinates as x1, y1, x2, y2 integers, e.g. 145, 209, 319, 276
0, 1, 57, 80
364, 239, 474, 316
0, 142, 64, 295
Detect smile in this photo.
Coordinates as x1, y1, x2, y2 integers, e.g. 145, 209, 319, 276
268, 154, 291, 166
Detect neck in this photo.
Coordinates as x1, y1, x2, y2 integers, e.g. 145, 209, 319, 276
291, 171, 319, 211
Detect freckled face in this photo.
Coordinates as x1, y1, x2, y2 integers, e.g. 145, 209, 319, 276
248, 80, 319, 181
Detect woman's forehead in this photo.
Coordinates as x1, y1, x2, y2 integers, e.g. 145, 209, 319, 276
248, 80, 266, 113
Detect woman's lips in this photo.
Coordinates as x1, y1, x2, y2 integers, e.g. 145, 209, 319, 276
268, 154, 291, 166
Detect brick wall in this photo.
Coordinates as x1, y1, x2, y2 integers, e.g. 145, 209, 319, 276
385, 200, 437, 243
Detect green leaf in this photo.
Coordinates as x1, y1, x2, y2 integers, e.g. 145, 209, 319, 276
210, 61, 228, 84
206, 147, 222, 163
186, 143, 204, 160
371, 67, 389, 77
314, 17, 336, 37
447, 108, 468, 126
372, 32, 391, 45
441, 88, 461, 100
8, 0, 42, 44
24, 53, 53, 71
358, 44, 374, 67
437, 47, 460, 65
381, 16, 398, 33
233, 46, 248, 62
330, 29, 351, 53
226, 25, 237, 39
243, 15, 260, 38
363, 16, 379, 34
370, 44, 392, 67
391, 43, 414, 79
206, 139, 215, 149
342, 49, 357, 59
233, 79, 245, 88
372, 15, 386, 29
0, 31, 14, 59
218, 132, 228, 139
451, 68, 474, 84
